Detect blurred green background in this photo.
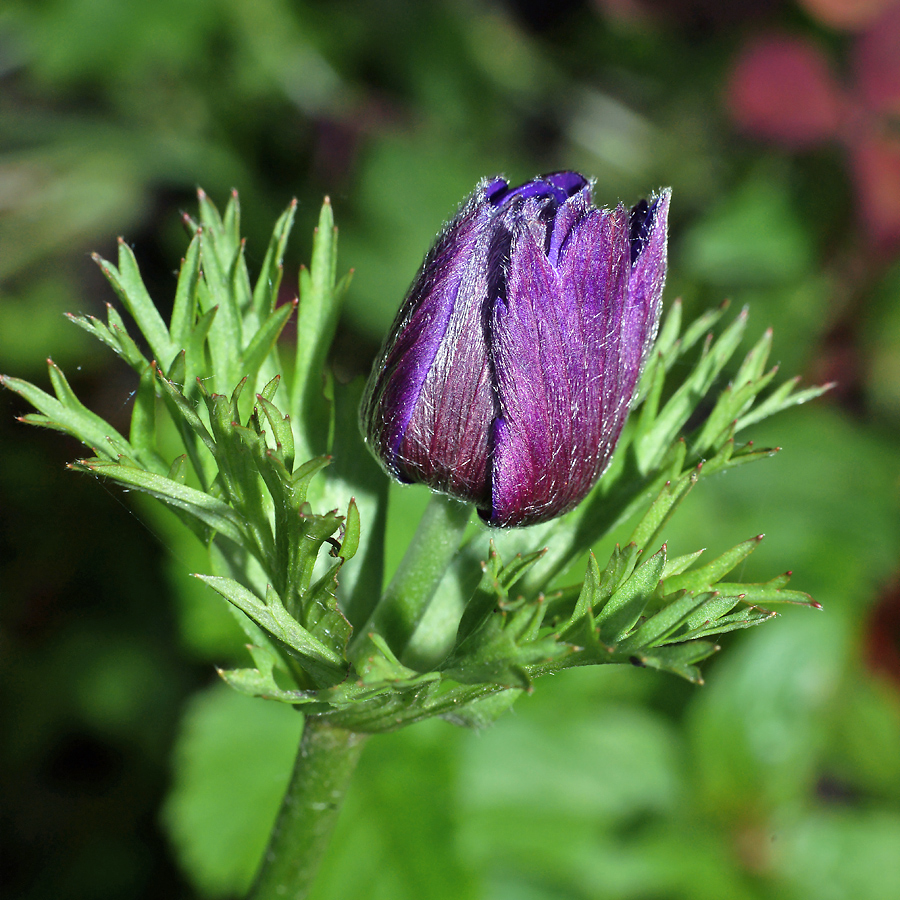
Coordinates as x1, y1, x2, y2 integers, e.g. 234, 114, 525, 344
2, 1, 900, 898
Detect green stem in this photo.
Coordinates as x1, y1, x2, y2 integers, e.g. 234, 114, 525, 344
350, 492, 472, 665
248, 717, 367, 900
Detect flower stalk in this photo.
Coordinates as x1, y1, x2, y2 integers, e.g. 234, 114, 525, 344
350, 492, 473, 670
249, 717, 367, 900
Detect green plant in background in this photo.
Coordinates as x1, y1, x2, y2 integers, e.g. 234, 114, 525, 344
1, 185, 827, 899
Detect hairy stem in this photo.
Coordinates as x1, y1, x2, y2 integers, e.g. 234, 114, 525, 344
248, 717, 367, 900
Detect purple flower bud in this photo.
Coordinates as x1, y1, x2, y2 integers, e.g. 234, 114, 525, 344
361, 172, 670, 527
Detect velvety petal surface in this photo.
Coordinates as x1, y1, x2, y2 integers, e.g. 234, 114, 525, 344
361, 180, 498, 503
489, 203, 632, 526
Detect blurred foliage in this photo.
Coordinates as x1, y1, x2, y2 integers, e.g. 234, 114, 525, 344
2, 1, 899, 899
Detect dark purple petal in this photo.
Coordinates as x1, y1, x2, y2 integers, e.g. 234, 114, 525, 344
361, 180, 497, 502
484, 177, 509, 203
545, 171, 590, 195
488, 171, 588, 210
393, 268, 494, 502
623, 189, 670, 377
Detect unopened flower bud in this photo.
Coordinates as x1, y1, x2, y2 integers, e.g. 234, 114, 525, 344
361, 172, 670, 527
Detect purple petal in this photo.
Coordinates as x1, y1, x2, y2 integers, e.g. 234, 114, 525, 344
546, 185, 593, 268
488, 205, 632, 526
488, 171, 589, 210
623, 189, 670, 377
545, 171, 590, 195
361, 179, 499, 503
484, 177, 509, 203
